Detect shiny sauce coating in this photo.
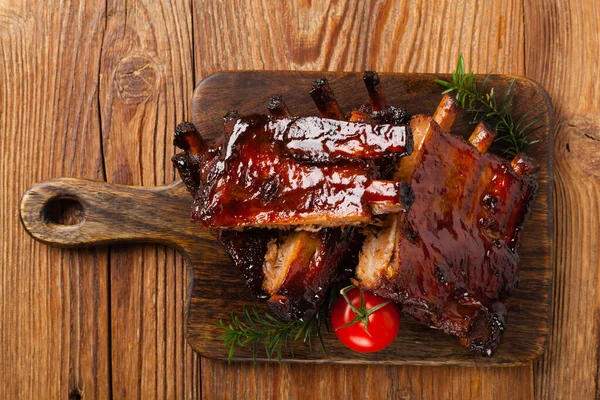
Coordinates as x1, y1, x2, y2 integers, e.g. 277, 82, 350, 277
395, 120, 537, 340
192, 115, 411, 228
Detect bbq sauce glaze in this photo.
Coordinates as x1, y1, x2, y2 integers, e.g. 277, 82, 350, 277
192, 114, 412, 228
371, 116, 538, 355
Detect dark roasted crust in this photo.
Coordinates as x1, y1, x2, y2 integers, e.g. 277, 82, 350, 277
218, 228, 275, 300
188, 114, 412, 229
171, 152, 204, 197
358, 274, 506, 356
461, 302, 506, 357
355, 116, 539, 356
309, 78, 344, 120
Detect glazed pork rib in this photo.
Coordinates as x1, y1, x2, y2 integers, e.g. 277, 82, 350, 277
174, 73, 414, 321
260, 77, 415, 320
173, 84, 413, 230
354, 94, 539, 355
191, 114, 413, 229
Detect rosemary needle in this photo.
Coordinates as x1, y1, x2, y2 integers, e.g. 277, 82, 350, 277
218, 304, 326, 363
435, 54, 543, 157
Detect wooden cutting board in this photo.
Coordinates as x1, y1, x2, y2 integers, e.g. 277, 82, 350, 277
20, 71, 553, 366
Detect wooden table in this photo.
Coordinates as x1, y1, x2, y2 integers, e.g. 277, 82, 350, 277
1, 1, 598, 398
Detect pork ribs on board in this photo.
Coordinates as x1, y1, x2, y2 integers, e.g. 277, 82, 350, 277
173, 73, 414, 321
354, 94, 539, 356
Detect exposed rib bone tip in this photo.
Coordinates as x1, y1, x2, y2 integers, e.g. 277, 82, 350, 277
311, 78, 328, 90
363, 71, 380, 85
267, 94, 284, 107
309, 77, 344, 120
511, 153, 538, 176
433, 94, 460, 133
468, 121, 497, 153
363, 70, 387, 111
173, 122, 206, 154
267, 95, 291, 117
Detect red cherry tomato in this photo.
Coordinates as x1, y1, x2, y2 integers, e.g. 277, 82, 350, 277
331, 287, 400, 352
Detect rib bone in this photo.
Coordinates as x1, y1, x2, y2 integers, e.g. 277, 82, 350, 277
267, 95, 291, 117
469, 122, 497, 153
433, 94, 460, 132
363, 71, 388, 111
309, 78, 345, 120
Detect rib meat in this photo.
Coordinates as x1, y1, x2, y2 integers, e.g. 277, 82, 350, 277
261, 227, 359, 321
180, 115, 412, 230
354, 94, 539, 356
174, 72, 414, 321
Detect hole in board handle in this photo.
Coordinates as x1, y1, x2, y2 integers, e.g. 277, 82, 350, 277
41, 196, 85, 226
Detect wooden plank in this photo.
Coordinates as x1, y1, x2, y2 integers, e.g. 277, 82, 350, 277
201, 361, 534, 400
192, 0, 533, 397
0, 1, 110, 399
98, 0, 199, 398
524, 1, 600, 399
193, 0, 524, 79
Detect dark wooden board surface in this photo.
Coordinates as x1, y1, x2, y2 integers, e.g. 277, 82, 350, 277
20, 71, 552, 366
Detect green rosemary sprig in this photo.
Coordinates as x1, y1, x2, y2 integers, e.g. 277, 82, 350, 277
218, 304, 327, 363
435, 54, 543, 156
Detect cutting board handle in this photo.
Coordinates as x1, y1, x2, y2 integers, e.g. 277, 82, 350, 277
20, 178, 204, 249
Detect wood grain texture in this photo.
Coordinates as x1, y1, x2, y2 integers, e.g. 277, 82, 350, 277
98, 0, 200, 398
7, 0, 597, 398
201, 360, 534, 400
19, 72, 553, 366
0, 1, 110, 399
20, 179, 195, 248
192, 0, 524, 79
525, 0, 600, 399
184, 71, 552, 365
192, 0, 533, 398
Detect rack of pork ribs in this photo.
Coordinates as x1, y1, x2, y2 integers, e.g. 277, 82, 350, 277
172, 72, 539, 356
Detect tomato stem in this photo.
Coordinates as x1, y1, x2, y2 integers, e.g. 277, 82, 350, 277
335, 285, 391, 336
